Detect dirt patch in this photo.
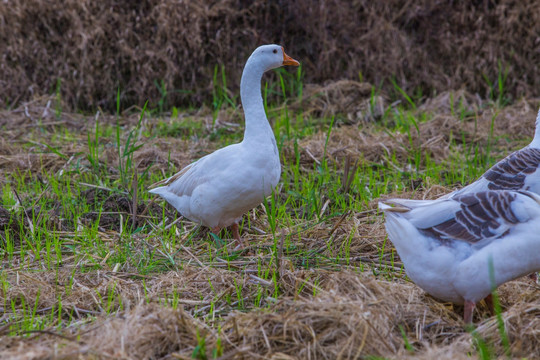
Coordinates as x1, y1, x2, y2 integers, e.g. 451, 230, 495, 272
0, 206, 24, 247
80, 188, 175, 232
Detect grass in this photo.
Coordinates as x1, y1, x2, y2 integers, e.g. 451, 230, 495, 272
0, 77, 537, 358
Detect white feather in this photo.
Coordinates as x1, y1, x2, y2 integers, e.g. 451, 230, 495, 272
148, 45, 298, 231
380, 191, 540, 306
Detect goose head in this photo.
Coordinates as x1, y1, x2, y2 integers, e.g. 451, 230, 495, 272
246, 44, 299, 73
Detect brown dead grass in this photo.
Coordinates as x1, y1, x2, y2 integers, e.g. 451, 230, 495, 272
296, 93, 539, 168
0, 96, 227, 183
1, 1, 540, 110
1, 266, 539, 359
0, 303, 205, 359
2, 96, 540, 358
291, 80, 385, 123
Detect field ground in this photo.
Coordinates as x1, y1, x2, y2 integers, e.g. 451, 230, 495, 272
1, 84, 540, 359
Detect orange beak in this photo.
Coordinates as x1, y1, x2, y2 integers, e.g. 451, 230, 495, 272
282, 47, 300, 66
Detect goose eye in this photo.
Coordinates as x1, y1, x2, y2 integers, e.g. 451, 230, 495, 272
273, 49, 277, 54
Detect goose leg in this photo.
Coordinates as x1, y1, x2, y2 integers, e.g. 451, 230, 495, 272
211, 227, 221, 236
464, 300, 476, 324
231, 223, 245, 248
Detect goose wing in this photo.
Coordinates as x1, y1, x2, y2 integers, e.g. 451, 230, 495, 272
148, 144, 244, 198
382, 191, 539, 247
150, 159, 208, 197
422, 191, 540, 247
481, 147, 540, 191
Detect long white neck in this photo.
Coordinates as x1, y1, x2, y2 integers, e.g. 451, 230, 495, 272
240, 58, 274, 144
531, 108, 540, 148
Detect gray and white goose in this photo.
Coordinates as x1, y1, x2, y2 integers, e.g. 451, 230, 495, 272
379, 190, 540, 323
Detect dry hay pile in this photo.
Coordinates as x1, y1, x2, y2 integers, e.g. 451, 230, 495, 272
1, 267, 540, 359
291, 80, 386, 122
1, 0, 540, 111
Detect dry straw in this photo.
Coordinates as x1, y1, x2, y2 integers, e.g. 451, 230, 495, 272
1, 268, 539, 358
1, 0, 539, 110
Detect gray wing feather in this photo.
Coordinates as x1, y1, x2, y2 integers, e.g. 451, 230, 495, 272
420, 191, 520, 245
483, 147, 540, 190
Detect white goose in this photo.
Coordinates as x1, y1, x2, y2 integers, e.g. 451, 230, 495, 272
149, 45, 299, 246
379, 190, 540, 323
